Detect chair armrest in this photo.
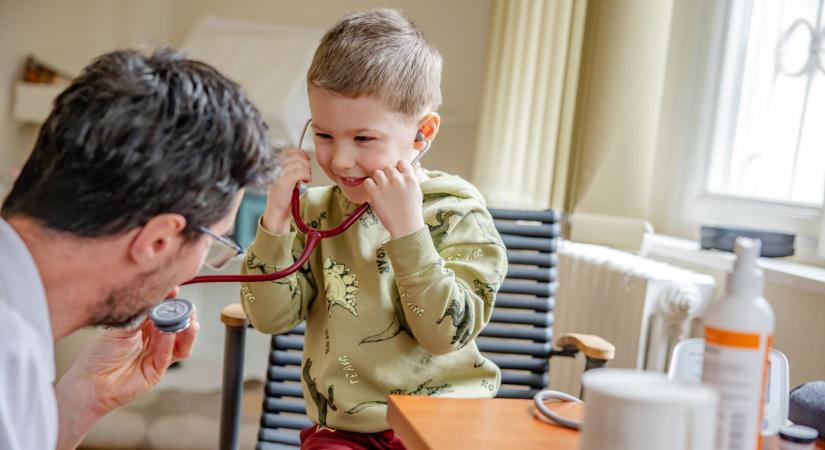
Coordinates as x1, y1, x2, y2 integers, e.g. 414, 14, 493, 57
221, 303, 248, 328
556, 333, 615, 361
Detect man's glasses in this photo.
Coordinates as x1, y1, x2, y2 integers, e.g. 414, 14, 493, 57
197, 226, 243, 270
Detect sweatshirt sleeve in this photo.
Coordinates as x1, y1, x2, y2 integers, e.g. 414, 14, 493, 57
239, 216, 318, 334
383, 208, 507, 355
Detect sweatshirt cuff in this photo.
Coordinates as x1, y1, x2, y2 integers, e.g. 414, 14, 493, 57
384, 226, 441, 278
249, 216, 297, 266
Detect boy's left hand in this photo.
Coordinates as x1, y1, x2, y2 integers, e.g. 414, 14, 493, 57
364, 159, 425, 239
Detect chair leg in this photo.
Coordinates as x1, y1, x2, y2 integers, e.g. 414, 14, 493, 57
584, 356, 607, 372
220, 323, 247, 450
579, 357, 609, 398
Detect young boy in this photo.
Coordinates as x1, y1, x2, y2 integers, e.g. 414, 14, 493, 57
240, 9, 507, 449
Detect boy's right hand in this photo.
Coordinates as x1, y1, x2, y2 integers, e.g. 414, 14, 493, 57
262, 148, 311, 234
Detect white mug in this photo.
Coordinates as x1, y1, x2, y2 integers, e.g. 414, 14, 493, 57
535, 369, 718, 450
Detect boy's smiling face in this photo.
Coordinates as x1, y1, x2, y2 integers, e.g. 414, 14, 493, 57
308, 87, 421, 204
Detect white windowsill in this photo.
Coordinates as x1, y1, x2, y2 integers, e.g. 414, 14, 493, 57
642, 234, 825, 296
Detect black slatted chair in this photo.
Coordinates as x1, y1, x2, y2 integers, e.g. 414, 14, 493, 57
217, 208, 615, 450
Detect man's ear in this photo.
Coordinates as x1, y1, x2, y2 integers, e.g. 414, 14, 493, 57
128, 214, 188, 268
415, 112, 441, 150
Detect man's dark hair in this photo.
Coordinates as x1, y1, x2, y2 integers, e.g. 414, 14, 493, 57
1, 48, 276, 239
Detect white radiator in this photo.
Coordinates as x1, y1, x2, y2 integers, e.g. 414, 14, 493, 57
549, 240, 716, 395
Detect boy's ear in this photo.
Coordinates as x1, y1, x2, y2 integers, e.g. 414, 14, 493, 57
128, 213, 188, 269
415, 112, 441, 149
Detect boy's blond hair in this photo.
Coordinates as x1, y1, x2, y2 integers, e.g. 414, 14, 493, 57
308, 8, 442, 117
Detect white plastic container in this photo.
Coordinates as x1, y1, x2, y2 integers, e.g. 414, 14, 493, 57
702, 237, 775, 450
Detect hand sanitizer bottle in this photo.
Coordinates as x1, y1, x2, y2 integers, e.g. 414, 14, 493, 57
702, 237, 775, 450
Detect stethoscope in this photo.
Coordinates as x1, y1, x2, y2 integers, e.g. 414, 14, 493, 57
149, 120, 431, 331
185, 119, 430, 285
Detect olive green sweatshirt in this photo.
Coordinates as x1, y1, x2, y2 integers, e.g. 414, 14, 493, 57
240, 170, 507, 433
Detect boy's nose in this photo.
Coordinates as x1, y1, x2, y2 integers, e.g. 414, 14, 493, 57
331, 145, 356, 171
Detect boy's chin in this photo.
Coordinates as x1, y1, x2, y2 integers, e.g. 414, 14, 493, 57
338, 185, 368, 204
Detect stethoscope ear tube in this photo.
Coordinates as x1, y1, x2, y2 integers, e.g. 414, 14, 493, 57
533, 390, 583, 430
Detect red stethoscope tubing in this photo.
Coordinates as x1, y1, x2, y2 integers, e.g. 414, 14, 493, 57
181, 188, 370, 285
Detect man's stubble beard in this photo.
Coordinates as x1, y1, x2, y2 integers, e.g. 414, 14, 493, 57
88, 261, 177, 329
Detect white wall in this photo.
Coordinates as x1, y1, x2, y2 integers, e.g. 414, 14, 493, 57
0, 0, 171, 186
0, 0, 491, 190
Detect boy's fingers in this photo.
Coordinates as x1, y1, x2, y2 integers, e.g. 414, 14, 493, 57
382, 165, 400, 182
397, 159, 413, 173
372, 169, 388, 184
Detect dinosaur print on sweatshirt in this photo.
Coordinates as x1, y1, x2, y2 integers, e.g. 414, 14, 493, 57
303, 358, 337, 428
436, 292, 475, 347
323, 257, 359, 317
426, 209, 464, 248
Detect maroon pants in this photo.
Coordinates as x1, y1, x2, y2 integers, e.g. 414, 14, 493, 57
299, 425, 406, 450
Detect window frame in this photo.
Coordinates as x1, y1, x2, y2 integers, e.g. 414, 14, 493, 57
679, 0, 825, 246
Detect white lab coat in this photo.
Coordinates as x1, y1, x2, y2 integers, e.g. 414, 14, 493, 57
0, 218, 57, 450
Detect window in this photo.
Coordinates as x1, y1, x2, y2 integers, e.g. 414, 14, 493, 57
685, 0, 825, 255
707, 0, 825, 206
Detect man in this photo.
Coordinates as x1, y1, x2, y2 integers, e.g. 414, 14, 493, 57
0, 48, 277, 449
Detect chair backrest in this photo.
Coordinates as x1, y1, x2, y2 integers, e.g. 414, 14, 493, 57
478, 208, 559, 399
255, 208, 560, 449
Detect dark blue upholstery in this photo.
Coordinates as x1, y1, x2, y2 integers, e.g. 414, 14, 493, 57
479, 208, 559, 399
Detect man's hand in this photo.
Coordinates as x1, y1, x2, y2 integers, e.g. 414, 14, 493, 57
262, 148, 311, 234
55, 310, 199, 450
364, 159, 425, 239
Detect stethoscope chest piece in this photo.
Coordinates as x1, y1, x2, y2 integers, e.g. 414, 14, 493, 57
149, 298, 194, 333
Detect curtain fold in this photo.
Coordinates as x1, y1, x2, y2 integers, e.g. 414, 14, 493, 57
472, 0, 586, 210
563, 0, 676, 248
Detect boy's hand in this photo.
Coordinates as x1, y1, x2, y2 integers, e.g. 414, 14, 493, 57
263, 148, 311, 234
364, 159, 425, 239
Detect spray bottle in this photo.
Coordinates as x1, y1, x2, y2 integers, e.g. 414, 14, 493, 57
702, 237, 775, 450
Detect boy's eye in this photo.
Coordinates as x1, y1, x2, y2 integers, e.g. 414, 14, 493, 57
315, 133, 332, 140
354, 136, 375, 142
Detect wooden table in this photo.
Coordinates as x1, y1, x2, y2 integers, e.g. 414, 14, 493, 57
387, 395, 581, 450
387, 395, 825, 450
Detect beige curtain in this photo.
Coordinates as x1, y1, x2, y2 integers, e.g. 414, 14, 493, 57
471, 0, 587, 210
563, 0, 676, 247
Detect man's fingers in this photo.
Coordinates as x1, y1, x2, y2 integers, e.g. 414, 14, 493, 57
147, 331, 176, 379
172, 309, 199, 362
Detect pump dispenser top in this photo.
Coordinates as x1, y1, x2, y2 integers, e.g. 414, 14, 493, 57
727, 237, 764, 299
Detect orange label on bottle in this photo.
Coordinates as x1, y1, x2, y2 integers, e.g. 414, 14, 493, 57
705, 326, 761, 349
703, 326, 772, 450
